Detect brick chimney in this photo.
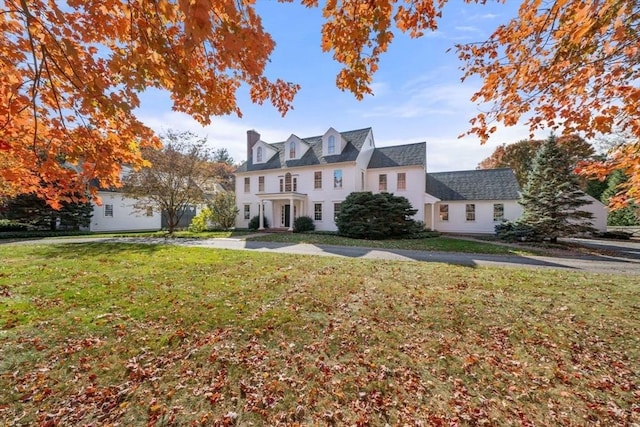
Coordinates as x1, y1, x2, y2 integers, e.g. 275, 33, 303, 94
247, 130, 260, 161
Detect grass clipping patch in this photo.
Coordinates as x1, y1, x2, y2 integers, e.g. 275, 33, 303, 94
0, 243, 639, 425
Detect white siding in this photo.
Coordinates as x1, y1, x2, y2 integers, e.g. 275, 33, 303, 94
432, 196, 607, 234
90, 191, 161, 232
575, 194, 608, 233
354, 129, 375, 173
236, 163, 363, 231
367, 166, 426, 222
432, 200, 523, 234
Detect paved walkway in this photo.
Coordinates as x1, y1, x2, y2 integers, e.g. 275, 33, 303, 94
5, 236, 640, 275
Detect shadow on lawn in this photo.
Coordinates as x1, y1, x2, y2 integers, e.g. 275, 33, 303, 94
25, 241, 163, 259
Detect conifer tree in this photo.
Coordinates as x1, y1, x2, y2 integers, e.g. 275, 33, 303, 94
518, 135, 595, 242
4, 193, 92, 231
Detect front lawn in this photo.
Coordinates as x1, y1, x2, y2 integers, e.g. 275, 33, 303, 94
0, 243, 638, 425
0, 230, 252, 241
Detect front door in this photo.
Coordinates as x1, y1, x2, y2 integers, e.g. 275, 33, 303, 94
284, 204, 291, 227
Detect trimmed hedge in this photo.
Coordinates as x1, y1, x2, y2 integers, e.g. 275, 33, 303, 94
0, 219, 30, 232
0, 230, 93, 240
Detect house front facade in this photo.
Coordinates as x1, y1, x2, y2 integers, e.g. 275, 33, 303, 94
235, 127, 378, 231
234, 127, 532, 233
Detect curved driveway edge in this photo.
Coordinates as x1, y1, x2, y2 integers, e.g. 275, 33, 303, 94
4, 236, 640, 275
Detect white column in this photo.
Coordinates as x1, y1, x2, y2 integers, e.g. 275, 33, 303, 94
288, 197, 294, 231
431, 203, 436, 231
258, 201, 264, 230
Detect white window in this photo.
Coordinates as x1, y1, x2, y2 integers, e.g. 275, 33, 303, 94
258, 176, 264, 192
289, 141, 296, 159
328, 135, 336, 154
244, 177, 250, 193
334, 203, 342, 221
397, 173, 406, 190
256, 146, 263, 163
314, 171, 322, 189
466, 204, 476, 222
439, 204, 448, 221
379, 174, 387, 191
333, 169, 342, 189
285, 172, 292, 192
314, 203, 322, 221
493, 203, 505, 222
104, 204, 114, 217
244, 204, 251, 220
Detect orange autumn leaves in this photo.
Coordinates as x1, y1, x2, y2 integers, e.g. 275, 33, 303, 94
454, 0, 639, 206
1, 0, 298, 205
2, 0, 639, 206
315, 0, 639, 206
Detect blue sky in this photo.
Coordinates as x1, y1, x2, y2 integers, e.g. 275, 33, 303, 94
136, 1, 542, 171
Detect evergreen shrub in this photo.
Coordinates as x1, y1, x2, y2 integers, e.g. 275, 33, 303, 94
293, 216, 315, 233
248, 215, 269, 230
336, 192, 421, 239
495, 221, 537, 242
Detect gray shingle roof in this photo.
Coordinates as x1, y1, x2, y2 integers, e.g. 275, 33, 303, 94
426, 168, 521, 201
367, 142, 426, 169
235, 127, 372, 173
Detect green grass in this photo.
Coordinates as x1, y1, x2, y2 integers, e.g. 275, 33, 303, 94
83, 230, 254, 239
1, 243, 639, 425
247, 232, 537, 255
103, 230, 251, 239
0, 230, 253, 240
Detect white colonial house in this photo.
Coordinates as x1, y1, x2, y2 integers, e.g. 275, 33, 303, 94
234, 127, 608, 234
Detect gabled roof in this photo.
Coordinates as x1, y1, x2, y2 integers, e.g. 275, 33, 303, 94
235, 127, 371, 173
426, 168, 521, 201
368, 142, 426, 169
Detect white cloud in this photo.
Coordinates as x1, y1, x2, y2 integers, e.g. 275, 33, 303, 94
369, 81, 391, 97
479, 13, 499, 19
359, 79, 479, 121
139, 108, 544, 174
454, 26, 481, 33
143, 114, 243, 162
138, 111, 308, 165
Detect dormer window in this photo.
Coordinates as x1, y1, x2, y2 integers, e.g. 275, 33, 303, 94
289, 141, 296, 159
256, 146, 263, 163
328, 136, 336, 154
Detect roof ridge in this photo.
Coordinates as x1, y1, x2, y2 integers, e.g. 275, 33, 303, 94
298, 127, 372, 143
376, 141, 426, 150
429, 167, 514, 175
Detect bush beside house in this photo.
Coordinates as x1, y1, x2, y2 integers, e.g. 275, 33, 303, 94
336, 192, 423, 239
